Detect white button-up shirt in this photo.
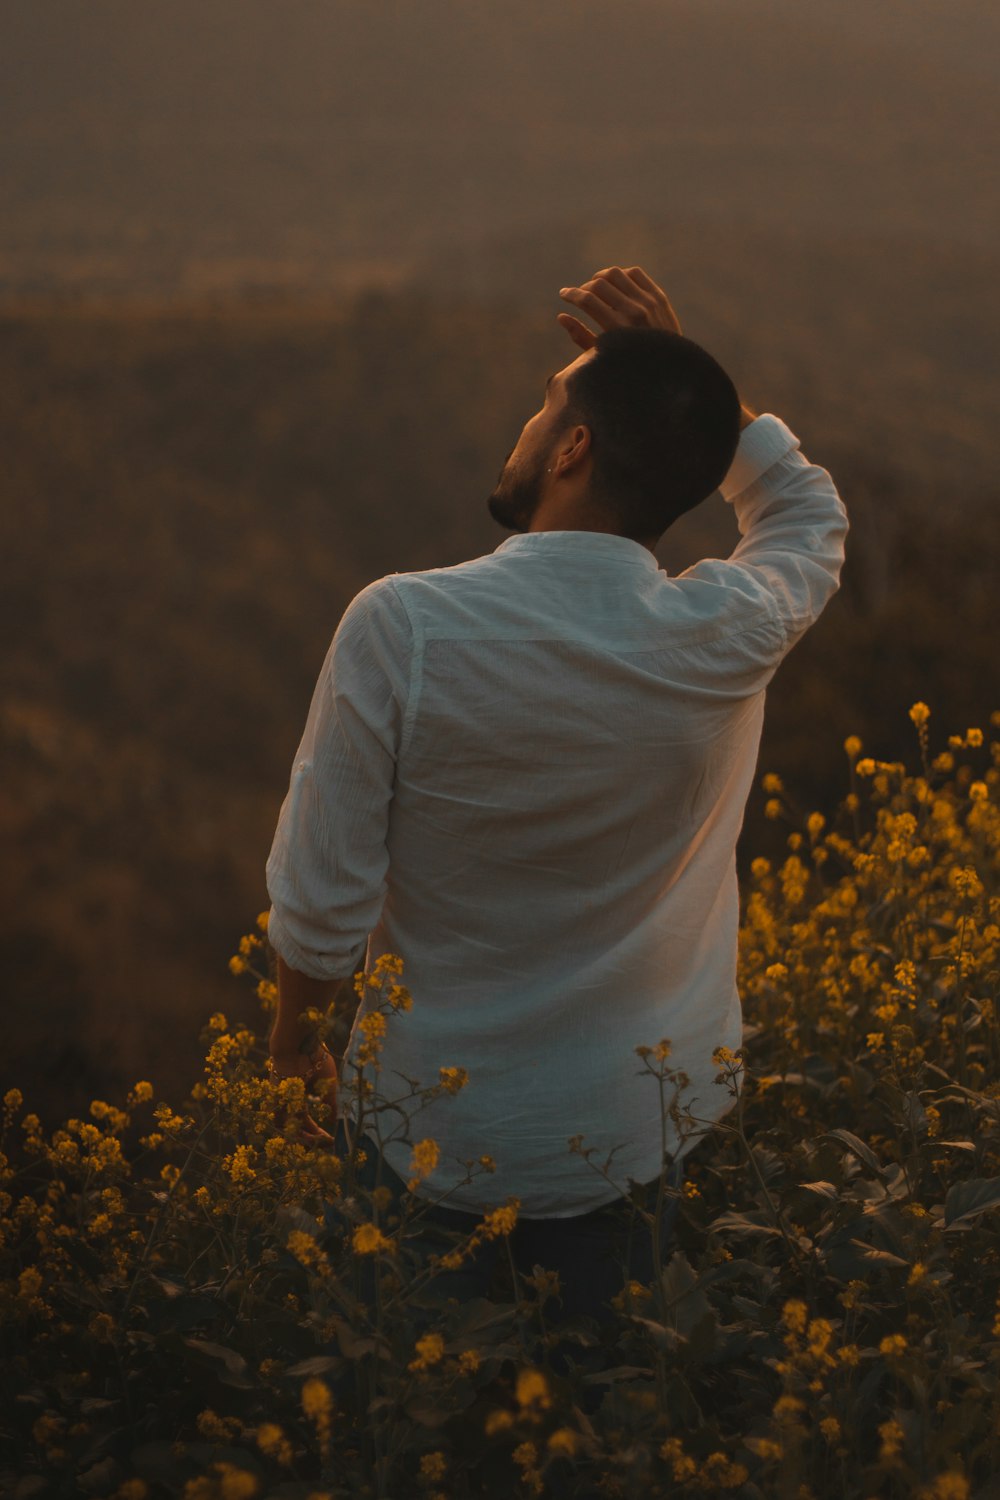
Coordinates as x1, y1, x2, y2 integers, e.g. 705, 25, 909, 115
265, 414, 848, 1216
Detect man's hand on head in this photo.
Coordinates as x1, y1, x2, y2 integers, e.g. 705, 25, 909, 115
557, 266, 684, 350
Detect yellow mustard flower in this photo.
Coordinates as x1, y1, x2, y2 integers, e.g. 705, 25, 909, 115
419, 1452, 447, 1481
482, 1203, 519, 1238
256, 1423, 293, 1465
878, 1418, 905, 1458
409, 1137, 440, 1180
516, 1367, 551, 1409
409, 1333, 446, 1372
352, 1223, 393, 1255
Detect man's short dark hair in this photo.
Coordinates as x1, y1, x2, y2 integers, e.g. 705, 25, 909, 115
561, 326, 742, 543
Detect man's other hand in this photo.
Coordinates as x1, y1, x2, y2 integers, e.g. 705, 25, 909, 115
557, 266, 683, 351
269, 1045, 339, 1146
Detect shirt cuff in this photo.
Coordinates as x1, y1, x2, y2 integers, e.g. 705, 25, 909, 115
719, 414, 800, 503
265, 905, 364, 982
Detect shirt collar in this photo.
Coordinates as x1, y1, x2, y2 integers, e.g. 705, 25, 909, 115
493, 530, 662, 572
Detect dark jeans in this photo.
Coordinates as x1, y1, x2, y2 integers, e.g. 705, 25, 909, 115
325, 1116, 686, 1403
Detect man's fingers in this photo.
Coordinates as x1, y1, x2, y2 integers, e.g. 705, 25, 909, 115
558, 284, 624, 331
625, 265, 662, 296
594, 266, 655, 307
555, 311, 597, 350
561, 270, 656, 332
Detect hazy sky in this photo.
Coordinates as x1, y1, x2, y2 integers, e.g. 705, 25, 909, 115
3, 0, 998, 298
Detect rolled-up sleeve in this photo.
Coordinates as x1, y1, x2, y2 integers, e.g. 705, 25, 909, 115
684, 414, 849, 652
265, 577, 412, 980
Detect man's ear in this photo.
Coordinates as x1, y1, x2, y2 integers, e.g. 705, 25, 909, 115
553, 423, 592, 477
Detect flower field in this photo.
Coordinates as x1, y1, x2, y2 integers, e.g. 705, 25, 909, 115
3, 705, 999, 1500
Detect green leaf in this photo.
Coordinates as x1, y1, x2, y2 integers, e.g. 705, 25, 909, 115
944, 1176, 1000, 1228
285, 1354, 342, 1377
709, 1211, 783, 1237
797, 1180, 839, 1200
820, 1129, 884, 1176
182, 1337, 254, 1389
659, 1250, 713, 1338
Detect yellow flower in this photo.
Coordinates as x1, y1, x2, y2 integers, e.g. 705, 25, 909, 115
908, 1261, 928, 1286
457, 1349, 480, 1375
301, 1377, 333, 1419
879, 1333, 907, 1357
228, 955, 248, 976
482, 1203, 519, 1238
751, 857, 771, 878
844, 735, 862, 757
130, 1081, 154, 1102
409, 1333, 445, 1371
512, 1440, 538, 1470
970, 781, 988, 802
217, 1464, 258, 1500
438, 1066, 468, 1094
807, 812, 825, 839
855, 758, 876, 777
923, 1477, 970, 1500
781, 1299, 808, 1333
419, 1452, 447, 1481
352, 1223, 393, 1255
820, 1416, 841, 1442
256, 1423, 293, 1465
360, 1010, 387, 1041
256, 910, 270, 932
762, 772, 783, 794
965, 728, 983, 747
660, 1436, 699, 1478
878, 1417, 905, 1458
198, 1409, 241, 1443
547, 1428, 578, 1458
746, 1437, 783, 1461
287, 1229, 325, 1268
484, 1409, 514, 1435
515, 1367, 551, 1409
409, 1137, 440, 1180
909, 701, 931, 727
225, 1145, 256, 1185
764, 798, 783, 820
702, 1452, 750, 1488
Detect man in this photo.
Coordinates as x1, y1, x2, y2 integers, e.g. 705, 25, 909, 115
264, 265, 848, 1318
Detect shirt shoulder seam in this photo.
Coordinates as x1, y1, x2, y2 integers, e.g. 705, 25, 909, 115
384, 575, 426, 761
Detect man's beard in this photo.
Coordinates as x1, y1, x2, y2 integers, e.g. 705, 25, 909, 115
486, 444, 547, 533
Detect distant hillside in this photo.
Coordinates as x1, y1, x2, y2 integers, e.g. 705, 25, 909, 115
2, 276, 997, 1129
